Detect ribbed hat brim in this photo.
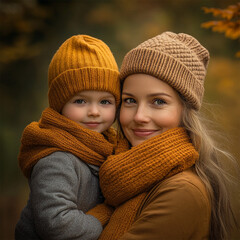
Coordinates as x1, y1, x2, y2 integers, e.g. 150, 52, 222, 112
120, 48, 204, 110
49, 67, 120, 112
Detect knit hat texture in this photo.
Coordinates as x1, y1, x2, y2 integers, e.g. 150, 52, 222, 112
48, 35, 120, 112
120, 31, 210, 110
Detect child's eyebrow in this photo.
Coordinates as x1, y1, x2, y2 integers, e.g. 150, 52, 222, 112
98, 94, 115, 99
100, 93, 115, 97
76, 93, 115, 98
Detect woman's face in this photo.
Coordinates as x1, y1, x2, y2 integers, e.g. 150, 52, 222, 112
120, 74, 183, 147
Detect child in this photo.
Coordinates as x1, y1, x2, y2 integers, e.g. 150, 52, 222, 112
15, 35, 120, 240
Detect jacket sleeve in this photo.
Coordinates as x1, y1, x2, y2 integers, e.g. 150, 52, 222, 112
119, 174, 210, 240
30, 152, 102, 240
86, 202, 114, 227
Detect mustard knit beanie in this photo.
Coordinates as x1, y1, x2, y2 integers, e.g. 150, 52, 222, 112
48, 35, 120, 112
120, 31, 210, 110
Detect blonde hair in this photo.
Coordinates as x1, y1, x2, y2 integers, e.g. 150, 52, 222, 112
181, 100, 238, 240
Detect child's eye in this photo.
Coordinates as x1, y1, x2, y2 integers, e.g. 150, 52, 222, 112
123, 98, 136, 104
74, 99, 86, 104
100, 99, 112, 105
153, 98, 166, 106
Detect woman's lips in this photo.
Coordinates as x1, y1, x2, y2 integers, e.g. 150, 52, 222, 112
132, 129, 158, 137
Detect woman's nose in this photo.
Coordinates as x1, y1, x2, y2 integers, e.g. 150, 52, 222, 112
133, 105, 150, 123
88, 104, 100, 117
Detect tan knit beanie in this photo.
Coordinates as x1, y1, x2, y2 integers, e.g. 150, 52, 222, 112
120, 31, 210, 110
48, 35, 120, 112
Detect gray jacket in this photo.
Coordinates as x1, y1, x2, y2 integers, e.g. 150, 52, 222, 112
15, 151, 104, 240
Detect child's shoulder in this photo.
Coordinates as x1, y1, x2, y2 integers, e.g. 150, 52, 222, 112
32, 151, 93, 177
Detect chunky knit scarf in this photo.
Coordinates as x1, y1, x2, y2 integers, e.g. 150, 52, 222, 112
18, 107, 124, 178
94, 127, 199, 239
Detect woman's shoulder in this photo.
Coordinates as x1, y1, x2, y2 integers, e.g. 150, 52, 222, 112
146, 168, 210, 207
121, 168, 211, 240
137, 168, 211, 224
130, 168, 211, 239
164, 168, 209, 197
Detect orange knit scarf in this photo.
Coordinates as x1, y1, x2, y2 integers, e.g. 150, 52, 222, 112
18, 107, 121, 178
98, 127, 199, 239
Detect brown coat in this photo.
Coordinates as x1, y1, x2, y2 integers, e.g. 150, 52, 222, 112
120, 168, 211, 240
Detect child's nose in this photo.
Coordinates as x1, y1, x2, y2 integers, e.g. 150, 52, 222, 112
88, 104, 100, 117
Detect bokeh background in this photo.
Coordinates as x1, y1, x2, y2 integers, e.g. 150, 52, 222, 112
1, 0, 240, 239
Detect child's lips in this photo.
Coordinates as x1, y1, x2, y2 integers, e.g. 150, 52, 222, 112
84, 122, 101, 128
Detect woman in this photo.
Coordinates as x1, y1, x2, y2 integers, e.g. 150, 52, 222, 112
88, 32, 237, 240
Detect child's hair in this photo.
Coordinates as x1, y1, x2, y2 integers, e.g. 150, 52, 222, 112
181, 100, 238, 240
47, 35, 120, 113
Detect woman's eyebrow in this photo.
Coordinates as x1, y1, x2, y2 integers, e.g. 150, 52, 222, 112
148, 93, 172, 98
122, 92, 135, 96
122, 92, 172, 98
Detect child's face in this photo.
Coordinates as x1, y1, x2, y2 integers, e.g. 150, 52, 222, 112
62, 91, 116, 133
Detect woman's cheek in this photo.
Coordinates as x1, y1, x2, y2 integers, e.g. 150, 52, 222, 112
120, 107, 130, 128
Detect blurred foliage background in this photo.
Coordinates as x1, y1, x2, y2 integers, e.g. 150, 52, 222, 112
1, 0, 239, 239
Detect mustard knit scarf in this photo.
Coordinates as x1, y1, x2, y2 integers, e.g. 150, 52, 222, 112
18, 107, 123, 178
97, 127, 199, 239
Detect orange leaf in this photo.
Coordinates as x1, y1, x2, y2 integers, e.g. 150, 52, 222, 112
202, 7, 234, 20
235, 51, 240, 58
201, 21, 218, 29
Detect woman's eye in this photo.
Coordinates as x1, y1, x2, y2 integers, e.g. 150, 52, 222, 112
74, 99, 85, 104
153, 98, 166, 105
100, 99, 112, 105
123, 98, 136, 104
